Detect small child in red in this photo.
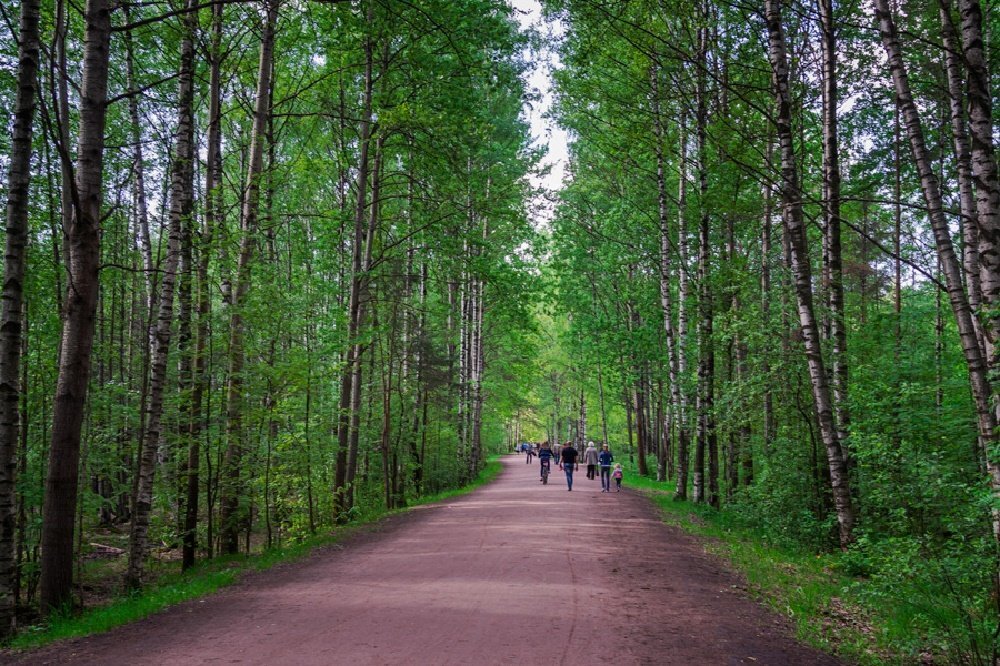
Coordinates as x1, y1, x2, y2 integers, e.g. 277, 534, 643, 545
612, 464, 623, 492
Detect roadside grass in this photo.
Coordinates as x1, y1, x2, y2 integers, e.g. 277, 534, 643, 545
620, 461, 896, 665
5, 457, 503, 652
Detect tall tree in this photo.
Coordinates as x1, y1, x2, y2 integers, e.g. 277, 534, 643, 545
220, 0, 278, 554
818, 0, 849, 459
939, 0, 984, 353
873, 0, 1000, 529
694, 13, 716, 506
0, 0, 42, 636
39, 0, 114, 612
334, 3, 380, 518
183, 0, 224, 572
125, 0, 198, 588
765, 0, 854, 547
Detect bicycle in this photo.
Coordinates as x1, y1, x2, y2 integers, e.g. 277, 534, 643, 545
540, 459, 550, 484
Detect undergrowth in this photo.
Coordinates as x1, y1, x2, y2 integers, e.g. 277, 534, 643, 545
620, 461, 942, 665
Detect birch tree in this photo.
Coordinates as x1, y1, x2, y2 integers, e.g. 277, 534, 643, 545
0, 0, 41, 636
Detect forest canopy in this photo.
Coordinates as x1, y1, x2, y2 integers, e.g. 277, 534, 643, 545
2, 0, 1000, 661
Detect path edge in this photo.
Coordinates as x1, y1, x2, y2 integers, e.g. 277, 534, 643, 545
2, 457, 506, 655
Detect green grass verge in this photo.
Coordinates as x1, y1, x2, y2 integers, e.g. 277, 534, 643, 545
410, 457, 502, 506
6, 457, 503, 652
620, 462, 890, 666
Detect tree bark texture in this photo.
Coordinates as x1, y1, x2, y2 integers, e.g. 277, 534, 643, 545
956, 0, 1000, 361
954, 1, 1000, 497
220, 0, 277, 554
939, 0, 984, 352
125, 0, 197, 589
874, 0, 1000, 521
39, 0, 113, 612
345, 135, 383, 513
695, 19, 716, 507
0, 0, 42, 635
652, 59, 685, 492
334, 12, 374, 520
674, 112, 690, 501
818, 0, 849, 459
766, 0, 854, 548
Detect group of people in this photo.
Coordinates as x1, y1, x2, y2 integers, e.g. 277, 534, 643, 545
521, 441, 622, 492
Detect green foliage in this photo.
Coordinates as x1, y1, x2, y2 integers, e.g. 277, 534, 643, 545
538, 0, 1000, 662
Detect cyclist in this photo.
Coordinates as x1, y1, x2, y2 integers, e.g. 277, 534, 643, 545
538, 441, 554, 482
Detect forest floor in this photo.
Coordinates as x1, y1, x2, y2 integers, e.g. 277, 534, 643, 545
7, 455, 841, 665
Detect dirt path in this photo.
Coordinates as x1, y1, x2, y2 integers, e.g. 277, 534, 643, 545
11, 456, 840, 665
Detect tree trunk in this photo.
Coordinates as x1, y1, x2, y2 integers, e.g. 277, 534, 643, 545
623, 381, 634, 464
52, 0, 71, 314
411, 259, 427, 493
652, 59, 685, 492
123, 10, 155, 305
955, 1, 1000, 495
875, 0, 1000, 518
0, 0, 41, 635
871, 0, 1000, 551
675, 112, 690, 501
818, 0, 850, 461
956, 0, 1000, 359
39, 0, 113, 613
124, 0, 197, 589
767, 0, 854, 548
14, 306, 28, 607
220, 0, 277, 554
380, 335, 394, 509
470, 215, 488, 476
939, 1, 984, 354
345, 135, 384, 513
761, 137, 775, 458
596, 347, 610, 450
334, 11, 375, 519
183, 0, 223, 572
634, 379, 648, 475
694, 18, 715, 507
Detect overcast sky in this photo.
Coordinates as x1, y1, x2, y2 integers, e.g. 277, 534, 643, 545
510, 0, 569, 205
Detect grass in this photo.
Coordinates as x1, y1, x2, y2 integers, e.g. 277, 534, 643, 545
619, 460, 892, 665
409, 457, 502, 506
5, 457, 503, 653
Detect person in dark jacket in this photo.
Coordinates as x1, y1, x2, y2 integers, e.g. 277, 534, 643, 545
538, 441, 554, 481
559, 441, 579, 491
598, 444, 614, 493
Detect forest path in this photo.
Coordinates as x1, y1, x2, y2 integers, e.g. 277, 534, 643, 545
13, 455, 839, 665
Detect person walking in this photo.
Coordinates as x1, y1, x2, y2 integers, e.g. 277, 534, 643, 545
559, 441, 579, 491
598, 444, 614, 493
583, 441, 599, 480
612, 463, 624, 492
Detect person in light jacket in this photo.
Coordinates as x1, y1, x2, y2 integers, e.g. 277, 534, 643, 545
583, 441, 599, 481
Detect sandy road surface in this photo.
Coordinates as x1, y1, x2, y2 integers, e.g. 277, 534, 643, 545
11, 455, 840, 665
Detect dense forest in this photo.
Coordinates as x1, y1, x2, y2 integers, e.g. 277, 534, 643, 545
0, 0, 540, 631
2, 0, 1000, 661
543, 0, 1000, 660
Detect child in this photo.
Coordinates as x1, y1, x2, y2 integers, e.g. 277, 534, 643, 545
612, 463, 623, 492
